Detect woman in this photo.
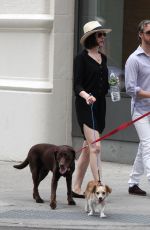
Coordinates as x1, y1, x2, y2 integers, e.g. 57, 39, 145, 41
72, 21, 112, 198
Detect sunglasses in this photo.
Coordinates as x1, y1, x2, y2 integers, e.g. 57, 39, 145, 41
96, 32, 107, 38
143, 30, 150, 35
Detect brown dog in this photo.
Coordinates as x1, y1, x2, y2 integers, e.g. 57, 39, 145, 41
13, 143, 76, 209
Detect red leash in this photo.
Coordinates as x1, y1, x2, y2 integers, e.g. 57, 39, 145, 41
76, 111, 150, 153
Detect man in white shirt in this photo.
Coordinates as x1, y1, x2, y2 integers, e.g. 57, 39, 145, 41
125, 20, 150, 196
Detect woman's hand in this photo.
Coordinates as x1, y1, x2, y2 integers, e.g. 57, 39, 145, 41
86, 94, 96, 105
79, 91, 96, 105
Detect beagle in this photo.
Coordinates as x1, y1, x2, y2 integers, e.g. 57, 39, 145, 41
84, 180, 112, 218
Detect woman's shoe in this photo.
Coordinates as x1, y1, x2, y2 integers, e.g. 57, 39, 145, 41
72, 191, 85, 198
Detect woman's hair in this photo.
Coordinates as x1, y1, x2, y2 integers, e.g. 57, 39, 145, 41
138, 19, 150, 43
84, 33, 98, 49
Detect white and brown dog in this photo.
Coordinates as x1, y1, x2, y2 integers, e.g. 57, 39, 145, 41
84, 180, 112, 218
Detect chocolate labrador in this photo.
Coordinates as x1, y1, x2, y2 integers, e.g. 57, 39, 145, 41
13, 143, 76, 209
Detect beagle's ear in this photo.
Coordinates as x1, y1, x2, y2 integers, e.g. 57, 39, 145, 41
105, 185, 112, 194
92, 185, 97, 193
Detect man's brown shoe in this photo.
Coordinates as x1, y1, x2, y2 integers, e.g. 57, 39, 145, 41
128, 185, 146, 196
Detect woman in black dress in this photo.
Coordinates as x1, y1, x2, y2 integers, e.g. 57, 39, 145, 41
72, 21, 112, 198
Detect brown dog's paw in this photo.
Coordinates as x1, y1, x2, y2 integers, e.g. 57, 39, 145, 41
68, 199, 76, 205
50, 201, 57, 209
33, 193, 44, 203
36, 198, 44, 203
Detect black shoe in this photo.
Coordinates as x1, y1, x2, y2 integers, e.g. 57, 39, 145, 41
72, 191, 85, 199
128, 185, 146, 196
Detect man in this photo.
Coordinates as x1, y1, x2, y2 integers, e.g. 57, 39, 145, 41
125, 20, 150, 196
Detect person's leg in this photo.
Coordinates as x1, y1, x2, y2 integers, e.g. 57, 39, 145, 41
73, 140, 90, 195
83, 124, 101, 181
128, 143, 144, 186
134, 114, 150, 182
128, 112, 150, 195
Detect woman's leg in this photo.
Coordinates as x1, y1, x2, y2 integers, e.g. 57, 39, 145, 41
73, 140, 90, 194
83, 124, 101, 181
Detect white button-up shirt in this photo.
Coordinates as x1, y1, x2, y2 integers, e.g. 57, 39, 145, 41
125, 46, 150, 115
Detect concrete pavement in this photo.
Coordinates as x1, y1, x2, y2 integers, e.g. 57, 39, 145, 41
0, 160, 150, 230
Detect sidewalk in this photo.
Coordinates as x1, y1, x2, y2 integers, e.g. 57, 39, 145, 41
0, 160, 150, 230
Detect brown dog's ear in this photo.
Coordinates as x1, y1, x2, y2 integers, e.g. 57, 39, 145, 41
67, 146, 76, 160
71, 149, 76, 160
53, 147, 59, 161
54, 151, 58, 160
105, 185, 112, 194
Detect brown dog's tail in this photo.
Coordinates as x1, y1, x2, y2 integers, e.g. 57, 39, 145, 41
13, 158, 29, 169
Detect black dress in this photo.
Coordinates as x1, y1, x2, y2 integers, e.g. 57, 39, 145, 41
73, 49, 109, 138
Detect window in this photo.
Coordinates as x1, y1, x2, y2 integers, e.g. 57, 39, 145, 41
97, 0, 125, 91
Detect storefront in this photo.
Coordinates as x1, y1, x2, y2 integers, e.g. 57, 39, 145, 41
72, 0, 150, 163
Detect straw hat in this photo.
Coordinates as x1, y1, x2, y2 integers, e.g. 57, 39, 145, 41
80, 21, 112, 46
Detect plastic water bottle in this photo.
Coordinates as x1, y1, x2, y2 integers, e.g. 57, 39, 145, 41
109, 72, 121, 102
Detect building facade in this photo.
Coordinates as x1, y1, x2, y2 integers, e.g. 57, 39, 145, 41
0, 0, 75, 161
0, 0, 149, 164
